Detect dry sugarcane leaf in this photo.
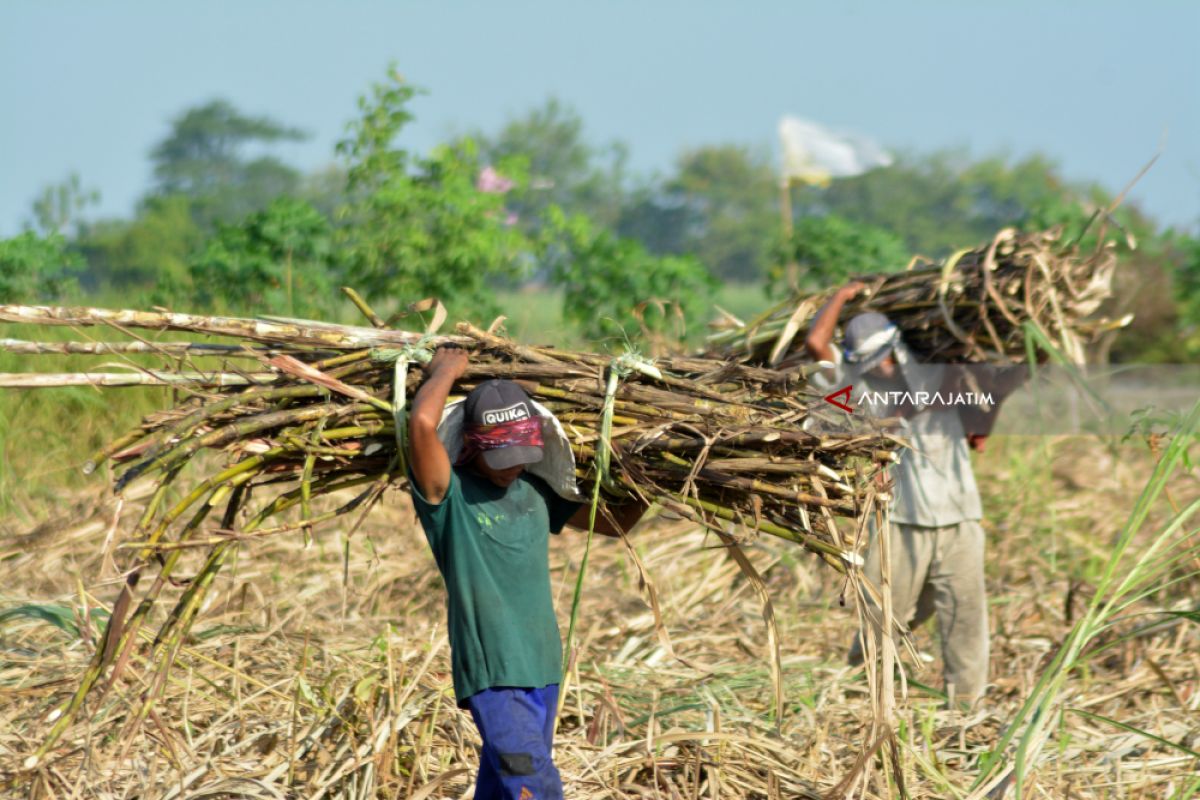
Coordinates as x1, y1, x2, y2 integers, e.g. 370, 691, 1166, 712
266, 355, 374, 404
707, 226, 1127, 366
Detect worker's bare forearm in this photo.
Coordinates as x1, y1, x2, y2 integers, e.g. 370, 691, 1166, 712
411, 370, 458, 427
408, 346, 468, 503
804, 282, 865, 361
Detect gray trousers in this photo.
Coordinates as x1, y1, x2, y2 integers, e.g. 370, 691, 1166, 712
848, 519, 989, 702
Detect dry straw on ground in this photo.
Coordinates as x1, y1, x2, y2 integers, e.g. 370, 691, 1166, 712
1, 435, 1197, 799
2, 228, 1197, 797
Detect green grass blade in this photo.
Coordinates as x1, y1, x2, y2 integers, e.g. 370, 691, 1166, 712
1068, 708, 1200, 759
975, 398, 1200, 793
0, 604, 110, 639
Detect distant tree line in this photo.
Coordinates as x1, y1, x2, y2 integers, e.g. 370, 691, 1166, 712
2, 67, 1196, 359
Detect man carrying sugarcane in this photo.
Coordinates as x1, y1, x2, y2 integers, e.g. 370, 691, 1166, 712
408, 344, 646, 800
805, 282, 1020, 705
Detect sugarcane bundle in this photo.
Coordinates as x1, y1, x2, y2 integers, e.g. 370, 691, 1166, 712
708, 227, 1130, 366
0, 301, 901, 763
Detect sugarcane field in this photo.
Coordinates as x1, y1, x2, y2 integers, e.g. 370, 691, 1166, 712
2, 6, 1199, 800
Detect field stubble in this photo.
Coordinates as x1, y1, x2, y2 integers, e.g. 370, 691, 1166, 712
1, 303, 1197, 798
1, 432, 1197, 798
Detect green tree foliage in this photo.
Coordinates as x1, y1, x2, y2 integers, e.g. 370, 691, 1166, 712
1176, 235, 1200, 355
0, 231, 83, 302
619, 145, 779, 283
29, 173, 100, 236
795, 152, 1101, 258
298, 165, 349, 220
1095, 231, 1200, 362
17, 75, 1188, 362
539, 207, 715, 344
336, 71, 532, 321
476, 98, 627, 230
770, 214, 910, 295
1102, 247, 1188, 363
78, 196, 203, 290
149, 99, 308, 229
74, 100, 309, 297
190, 197, 333, 316
611, 181, 690, 257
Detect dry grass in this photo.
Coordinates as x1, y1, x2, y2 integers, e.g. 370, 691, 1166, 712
1, 435, 1198, 799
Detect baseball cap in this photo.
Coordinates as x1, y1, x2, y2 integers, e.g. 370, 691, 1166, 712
843, 312, 899, 373
462, 379, 545, 469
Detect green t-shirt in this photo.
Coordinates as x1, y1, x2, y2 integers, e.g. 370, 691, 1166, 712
409, 466, 581, 706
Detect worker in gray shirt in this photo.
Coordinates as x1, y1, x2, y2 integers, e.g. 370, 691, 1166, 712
804, 281, 1019, 704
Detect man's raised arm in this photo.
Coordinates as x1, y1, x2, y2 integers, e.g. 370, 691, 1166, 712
804, 281, 866, 363
409, 345, 469, 504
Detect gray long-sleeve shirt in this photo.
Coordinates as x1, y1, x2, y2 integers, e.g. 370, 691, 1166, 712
819, 353, 982, 527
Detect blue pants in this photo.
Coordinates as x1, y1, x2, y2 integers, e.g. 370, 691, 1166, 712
466, 684, 562, 800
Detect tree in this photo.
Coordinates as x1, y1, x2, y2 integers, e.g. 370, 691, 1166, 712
780, 149, 1189, 362
29, 173, 99, 236
1172, 234, 1200, 357
298, 164, 349, 219
0, 231, 83, 303
540, 207, 715, 345
78, 195, 203, 290
621, 145, 779, 283
769, 214, 910, 296
612, 181, 691, 257
336, 70, 532, 321
476, 98, 627, 231
149, 99, 308, 228
190, 197, 334, 316
792, 152, 977, 257
795, 151, 1110, 258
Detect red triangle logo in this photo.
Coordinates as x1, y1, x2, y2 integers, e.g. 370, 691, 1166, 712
824, 385, 854, 413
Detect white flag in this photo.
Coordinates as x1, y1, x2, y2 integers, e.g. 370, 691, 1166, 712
778, 116, 893, 187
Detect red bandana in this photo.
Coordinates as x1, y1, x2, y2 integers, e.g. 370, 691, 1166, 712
456, 417, 545, 465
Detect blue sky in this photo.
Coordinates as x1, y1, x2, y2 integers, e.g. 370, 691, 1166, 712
2, 1, 1197, 235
